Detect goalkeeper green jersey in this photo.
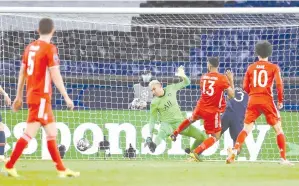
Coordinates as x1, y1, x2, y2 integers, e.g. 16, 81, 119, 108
149, 76, 191, 125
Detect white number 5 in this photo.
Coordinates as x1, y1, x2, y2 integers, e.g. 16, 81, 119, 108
203, 80, 215, 96
27, 51, 35, 75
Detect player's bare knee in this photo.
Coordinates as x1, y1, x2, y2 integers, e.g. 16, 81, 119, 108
43, 123, 57, 137
273, 122, 283, 135
212, 131, 222, 141
243, 122, 254, 134
24, 122, 41, 138
188, 116, 198, 123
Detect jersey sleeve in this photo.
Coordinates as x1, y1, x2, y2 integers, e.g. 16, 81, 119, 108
149, 101, 158, 137
243, 69, 250, 94
47, 45, 60, 68
274, 65, 284, 103
171, 76, 191, 91
221, 76, 230, 90
22, 46, 29, 67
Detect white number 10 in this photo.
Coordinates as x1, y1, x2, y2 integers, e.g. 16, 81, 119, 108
253, 70, 268, 87
27, 51, 35, 75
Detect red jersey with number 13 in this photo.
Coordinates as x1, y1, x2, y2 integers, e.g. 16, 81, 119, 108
22, 40, 60, 105
243, 61, 283, 103
198, 72, 230, 113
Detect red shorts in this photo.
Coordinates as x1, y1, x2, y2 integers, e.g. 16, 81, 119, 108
192, 105, 221, 134
27, 99, 55, 125
244, 99, 280, 126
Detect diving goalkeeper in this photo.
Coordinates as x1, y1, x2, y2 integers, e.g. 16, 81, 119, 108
145, 66, 206, 154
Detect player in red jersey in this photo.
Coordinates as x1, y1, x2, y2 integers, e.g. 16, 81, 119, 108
226, 40, 293, 165
3, 18, 80, 177
170, 57, 235, 161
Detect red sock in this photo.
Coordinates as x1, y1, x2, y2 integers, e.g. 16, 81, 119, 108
234, 130, 248, 151
6, 134, 31, 169
175, 119, 191, 135
47, 136, 66, 171
276, 133, 286, 160
194, 136, 217, 154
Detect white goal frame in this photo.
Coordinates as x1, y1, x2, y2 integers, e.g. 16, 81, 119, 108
0, 7, 298, 162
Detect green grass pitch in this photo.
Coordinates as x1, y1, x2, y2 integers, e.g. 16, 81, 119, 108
1, 160, 299, 186
1, 110, 299, 185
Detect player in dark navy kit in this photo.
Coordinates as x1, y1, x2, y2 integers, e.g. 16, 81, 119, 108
221, 87, 248, 150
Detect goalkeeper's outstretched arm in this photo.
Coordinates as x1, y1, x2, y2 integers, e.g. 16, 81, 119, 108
172, 66, 191, 91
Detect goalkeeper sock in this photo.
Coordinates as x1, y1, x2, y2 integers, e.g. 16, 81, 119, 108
194, 136, 216, 154
47, 136, 66, 171
0, 130, 5, 156
276, 133, 286, 160
191, 139, 203, 152
234, 130, 248, 151
6, 134, 31, 169
175, 119, 191, 134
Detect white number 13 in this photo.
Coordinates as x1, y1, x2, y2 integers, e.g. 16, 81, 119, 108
27, 51, 35, 75
203, 80, 215, 96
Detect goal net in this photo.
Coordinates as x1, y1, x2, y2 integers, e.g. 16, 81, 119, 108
1, 8, 298, 162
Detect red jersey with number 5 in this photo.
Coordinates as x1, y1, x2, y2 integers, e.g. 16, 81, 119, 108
198, 72, 231, 113
243, 61, 283, 103
22, 40, 60, 104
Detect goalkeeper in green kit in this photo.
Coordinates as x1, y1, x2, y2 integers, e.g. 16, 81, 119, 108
145, 66, 206, 156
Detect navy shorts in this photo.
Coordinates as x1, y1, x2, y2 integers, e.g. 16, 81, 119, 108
221, 110, 243, 144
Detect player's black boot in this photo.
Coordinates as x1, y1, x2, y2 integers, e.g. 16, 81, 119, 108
184, 148, 191, 154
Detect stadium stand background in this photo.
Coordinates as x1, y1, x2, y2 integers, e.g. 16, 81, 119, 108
0, 1, 298, 111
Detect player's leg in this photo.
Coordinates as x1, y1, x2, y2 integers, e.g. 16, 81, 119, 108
264, 102, 292, 165
153, 123, 173, 145
220, 111, 232, 136
189, 112, 222, 161
0, 112, 6, 161
43, 122, 66, 171
4, 121, 41, 177
228, 118, 244, 155
226, 104, 260, 163
42, 103, 80, 176
173, 104, 202, 135
180, 125, 206, 152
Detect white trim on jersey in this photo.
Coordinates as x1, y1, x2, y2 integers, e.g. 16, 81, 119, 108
38, 98, 46, 118
44, 67, 50, 93
215, 112, 219, 128
218, 91, 224, 108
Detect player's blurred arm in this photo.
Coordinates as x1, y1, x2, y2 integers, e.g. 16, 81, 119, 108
173, 66, 191, 90
226, 70, 235, 99
12, 64, 26, 112
0, 85, 11, 106
49, 67, 74, 110
243, 70, 250, 94
274, 66, 284, 109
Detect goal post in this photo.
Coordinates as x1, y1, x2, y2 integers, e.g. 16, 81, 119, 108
0, 7, 298, 161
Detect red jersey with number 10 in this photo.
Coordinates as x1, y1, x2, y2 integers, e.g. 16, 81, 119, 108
243, 61, 283, 103
22, 40, 60, 104
198, 72, 230, 113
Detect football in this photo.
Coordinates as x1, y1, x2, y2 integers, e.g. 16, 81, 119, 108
76, 138, 90, 152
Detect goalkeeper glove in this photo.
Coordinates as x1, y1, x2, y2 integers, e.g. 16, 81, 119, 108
145, 137, 157, 153
175, 65, 187, 78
